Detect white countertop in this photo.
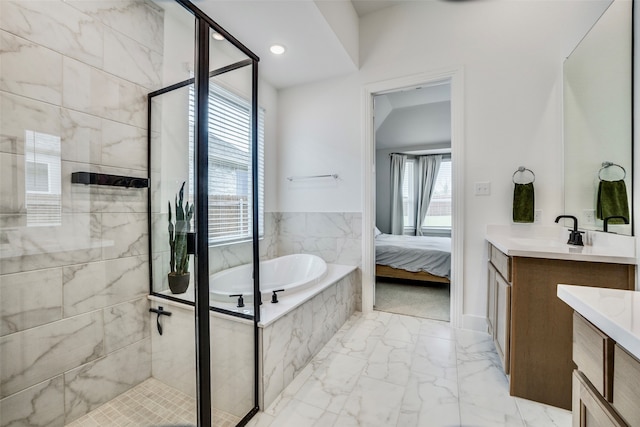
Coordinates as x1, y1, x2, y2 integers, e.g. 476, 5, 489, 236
486, 224, 636, 264
557, 285, 640, 359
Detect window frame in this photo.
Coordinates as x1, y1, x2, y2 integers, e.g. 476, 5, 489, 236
401, 153, 452, 236
188, 81, 265, 246
421, 156, 452, 235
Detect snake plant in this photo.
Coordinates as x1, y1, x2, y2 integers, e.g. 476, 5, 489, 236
168, 182, 193, 275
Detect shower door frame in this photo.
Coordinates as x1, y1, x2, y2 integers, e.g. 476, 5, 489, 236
147, 1, 261, 425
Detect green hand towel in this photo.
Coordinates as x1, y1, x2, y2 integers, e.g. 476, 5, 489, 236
596, 180, 629, 223
513, 182, 534, 223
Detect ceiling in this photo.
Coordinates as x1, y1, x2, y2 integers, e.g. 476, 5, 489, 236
351, 0, 401, 17
375, 83, 452, 149
189, 0, 400, 89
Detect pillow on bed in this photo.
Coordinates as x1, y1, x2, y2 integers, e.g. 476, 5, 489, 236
374, 227, 382, 236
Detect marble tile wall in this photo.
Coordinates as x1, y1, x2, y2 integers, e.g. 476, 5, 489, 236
260, 269, 358, 409
275, 212, 362, 310
276, 212, 362, 267
0, 1, 162, 426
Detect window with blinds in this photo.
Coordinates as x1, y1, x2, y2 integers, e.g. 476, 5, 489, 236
24, 130, 62, 227
189, 82, 264, 245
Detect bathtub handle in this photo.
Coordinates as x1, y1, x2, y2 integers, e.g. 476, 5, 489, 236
271, 289, 285, 303
230, 294, 245, 308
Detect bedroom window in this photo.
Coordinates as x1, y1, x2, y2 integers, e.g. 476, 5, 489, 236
422, 159, 452, 230
402, 159, 415, 230
401, 156, 452, 234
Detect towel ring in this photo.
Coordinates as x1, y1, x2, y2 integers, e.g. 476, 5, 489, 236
598, 161, 626, 181
512, 166, 535, 184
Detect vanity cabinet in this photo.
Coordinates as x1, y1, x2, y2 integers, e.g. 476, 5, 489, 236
573, 370, 626, 427
487, 248, 511, 373
571, 313, 640, 427
486, 243, 634, 410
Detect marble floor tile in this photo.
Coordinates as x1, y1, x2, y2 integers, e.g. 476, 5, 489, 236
294, 352, 367, 414
247, 311, 572, 427
515, 397, 572, 427
398, 370, 460, 427
53, 311, 572, 427
336, 376, 405, 427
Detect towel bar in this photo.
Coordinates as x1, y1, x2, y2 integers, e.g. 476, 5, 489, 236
286, 174, 338, 181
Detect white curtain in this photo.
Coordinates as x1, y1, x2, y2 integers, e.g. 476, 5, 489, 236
415, 154, 442, 236
390, 153, 406, 235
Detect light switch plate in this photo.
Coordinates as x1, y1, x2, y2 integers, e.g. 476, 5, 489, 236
474, 182, 491, 196
583, 209, 596, 224
534, 210, 542, 223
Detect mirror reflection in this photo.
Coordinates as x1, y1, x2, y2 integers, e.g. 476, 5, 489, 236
563, 0, 633, 235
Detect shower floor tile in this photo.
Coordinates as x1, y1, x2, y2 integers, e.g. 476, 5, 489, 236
65, 377, 240, 427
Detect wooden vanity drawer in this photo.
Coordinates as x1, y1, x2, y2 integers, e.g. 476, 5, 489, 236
490, 244, 511, 282
613, 344, 640, 427
573, 313, 614, 400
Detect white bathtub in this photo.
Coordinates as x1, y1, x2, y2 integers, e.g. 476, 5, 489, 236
209, 254, 328, 303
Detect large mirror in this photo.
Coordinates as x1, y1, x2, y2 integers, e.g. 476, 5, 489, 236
563, 0, 633, 235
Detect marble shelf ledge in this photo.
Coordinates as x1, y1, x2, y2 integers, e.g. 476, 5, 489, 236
486, 224, 636, 264
558, 285, 640, 359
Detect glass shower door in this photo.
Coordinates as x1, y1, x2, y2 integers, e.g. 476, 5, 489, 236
205, 27, 259, 425
149, 2, 260, 426
148, 2, 200, 425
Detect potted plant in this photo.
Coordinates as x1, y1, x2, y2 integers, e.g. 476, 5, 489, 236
168, 182, 193, 294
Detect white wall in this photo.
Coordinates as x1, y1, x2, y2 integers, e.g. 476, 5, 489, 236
276, 0, 611, 324
277, 73, 362, 212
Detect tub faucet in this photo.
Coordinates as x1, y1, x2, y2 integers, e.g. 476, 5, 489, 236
603, 215, 629, 232
555, 215, 583, 246
229, 294, 244, 308
271, 289, 285, 303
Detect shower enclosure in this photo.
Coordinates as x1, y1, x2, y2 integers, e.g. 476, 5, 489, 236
147, 0, 261, 425
0, 0, 261, 426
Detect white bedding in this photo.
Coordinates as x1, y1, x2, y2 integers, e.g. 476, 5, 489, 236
375, 234, 451, 279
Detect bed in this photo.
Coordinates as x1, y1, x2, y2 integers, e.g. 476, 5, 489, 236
375, 232, 451, 284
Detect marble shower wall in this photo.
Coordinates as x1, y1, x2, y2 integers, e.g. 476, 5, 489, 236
0, 1, 163, 426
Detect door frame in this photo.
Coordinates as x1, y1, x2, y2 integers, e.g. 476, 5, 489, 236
361, 67, 465, 328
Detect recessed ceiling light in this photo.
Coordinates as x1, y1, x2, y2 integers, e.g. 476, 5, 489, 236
211, 32, 225, 41
270, 44, 286, 55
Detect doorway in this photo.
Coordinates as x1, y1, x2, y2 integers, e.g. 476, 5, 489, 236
373, 83, 452, 322
362, 69, 464, 328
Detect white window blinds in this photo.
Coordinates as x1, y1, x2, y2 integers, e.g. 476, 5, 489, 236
189, 82, 264, 245
24, 130, 61, 227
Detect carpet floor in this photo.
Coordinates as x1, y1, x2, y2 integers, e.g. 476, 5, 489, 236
374, 279, 450, 322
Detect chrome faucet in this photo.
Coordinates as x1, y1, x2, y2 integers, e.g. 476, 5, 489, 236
555, 215, 584, 246
603, 215, 629, 232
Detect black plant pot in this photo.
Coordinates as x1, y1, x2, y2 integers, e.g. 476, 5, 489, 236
168, 272, 190, 294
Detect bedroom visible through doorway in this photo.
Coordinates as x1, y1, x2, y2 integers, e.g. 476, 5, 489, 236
373, 81, 453, 322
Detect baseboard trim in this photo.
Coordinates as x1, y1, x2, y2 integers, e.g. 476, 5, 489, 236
462, 314, 488, 333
